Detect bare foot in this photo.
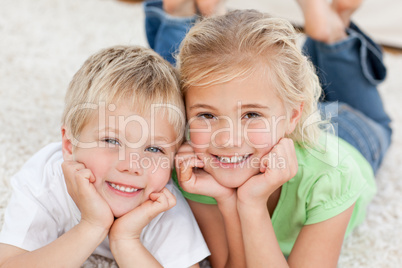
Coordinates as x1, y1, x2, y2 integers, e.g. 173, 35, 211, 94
163, 0, 226, 17
163, 0, 196, 16
331, 0, 363, 27
195, 0, 226, 16
296, 0, 347, 43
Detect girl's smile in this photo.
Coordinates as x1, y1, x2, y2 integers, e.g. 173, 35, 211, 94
185, 67, 301, 188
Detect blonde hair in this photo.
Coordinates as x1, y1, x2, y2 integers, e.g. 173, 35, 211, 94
178, 10, 323, 146
62, 45, 185, 142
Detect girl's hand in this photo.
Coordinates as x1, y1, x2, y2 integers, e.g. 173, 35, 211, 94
62, 160, 114, 231
175, 143, 234, 202
109, 188, 176, 242
237, 138, 298, 207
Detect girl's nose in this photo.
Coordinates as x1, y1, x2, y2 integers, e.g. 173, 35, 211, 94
212, 118, 242, 148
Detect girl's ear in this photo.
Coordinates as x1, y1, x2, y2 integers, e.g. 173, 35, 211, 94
286, 102, 304, 135
61, 126, 74, 161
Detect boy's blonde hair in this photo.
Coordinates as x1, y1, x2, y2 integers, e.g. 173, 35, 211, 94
62, 45, 185, 142
178, 10, 323, 146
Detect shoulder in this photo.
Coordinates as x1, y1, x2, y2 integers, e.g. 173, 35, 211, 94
0, 143, 78, 251
11, 142, 64, 189
295, 134, 373, 180
291, 135, 375, 224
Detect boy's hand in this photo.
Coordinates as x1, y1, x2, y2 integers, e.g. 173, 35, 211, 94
62, 160, 114, 231
237, 138, 298, 207
109, 187, 176, 242
175, 143, 234, 202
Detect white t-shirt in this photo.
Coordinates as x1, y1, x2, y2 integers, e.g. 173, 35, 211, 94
0, 143, 210, 268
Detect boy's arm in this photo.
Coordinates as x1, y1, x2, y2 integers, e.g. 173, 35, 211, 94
109, 188, 176, 268
109, 240, 162, 268
0, 221, 108, 268
0, 160, 113, 267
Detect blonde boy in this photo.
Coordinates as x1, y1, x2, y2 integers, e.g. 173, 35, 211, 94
0, 46, 209, 267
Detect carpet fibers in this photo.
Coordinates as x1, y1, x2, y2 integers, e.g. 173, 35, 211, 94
1, 0, 401, 267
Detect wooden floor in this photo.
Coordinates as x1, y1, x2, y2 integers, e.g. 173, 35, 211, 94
383, 45, 402, 55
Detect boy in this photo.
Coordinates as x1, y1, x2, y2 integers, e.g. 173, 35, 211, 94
0, 46, 209, 267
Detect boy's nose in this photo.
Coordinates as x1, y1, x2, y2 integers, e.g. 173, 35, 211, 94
116, 151, 144, 176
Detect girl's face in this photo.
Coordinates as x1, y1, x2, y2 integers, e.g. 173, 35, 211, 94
185, 67, 301, 188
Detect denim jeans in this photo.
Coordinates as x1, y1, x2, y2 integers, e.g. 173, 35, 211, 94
144, 0, 392, 174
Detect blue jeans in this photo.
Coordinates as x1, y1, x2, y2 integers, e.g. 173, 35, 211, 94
144, 0, 392, 174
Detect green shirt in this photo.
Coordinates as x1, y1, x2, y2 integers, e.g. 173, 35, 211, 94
172, 134, 376, 256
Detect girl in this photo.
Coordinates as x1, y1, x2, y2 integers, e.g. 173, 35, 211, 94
144, 0, 392, 266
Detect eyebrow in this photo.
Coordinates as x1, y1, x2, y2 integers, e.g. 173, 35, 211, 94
152, 136, 171, 143
189, 104, 217, 110
189, 103, 270, 110
241, 104, 270, 110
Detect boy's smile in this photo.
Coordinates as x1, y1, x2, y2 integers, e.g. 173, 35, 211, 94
185, 67, 301, 188
71, 102, 177, 218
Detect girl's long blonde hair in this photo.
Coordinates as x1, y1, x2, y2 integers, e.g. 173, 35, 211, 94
178, 10, 323, 146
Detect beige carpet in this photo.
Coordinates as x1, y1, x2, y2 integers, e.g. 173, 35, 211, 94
1, 0, 401, 267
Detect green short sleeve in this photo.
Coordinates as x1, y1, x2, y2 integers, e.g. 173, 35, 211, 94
171, 169, 217, 205
305, 157, 368, 225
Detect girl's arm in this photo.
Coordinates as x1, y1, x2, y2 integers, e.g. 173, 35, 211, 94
238, 202, 354, 268
237, 138, 296, 267
188, 196, 246, 268
288, 204, 355, 267
176, 143, 246, 268
237, 138, 355, 267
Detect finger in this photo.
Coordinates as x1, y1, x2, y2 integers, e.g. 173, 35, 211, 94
178, 157, 203, 182
159, 188, 177, 208
75, 169, 96, 185
62, 160, 86, 171
148, 192, 172, 214
177, 142, 195, 154
175, 152, 198, 169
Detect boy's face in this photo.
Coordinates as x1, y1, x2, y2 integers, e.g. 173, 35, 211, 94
185, 67, 301, 188
71, 102, 177, 218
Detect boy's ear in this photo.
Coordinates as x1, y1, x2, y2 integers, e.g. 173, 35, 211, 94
61, 126, 74, 161
286, 102, 304, 135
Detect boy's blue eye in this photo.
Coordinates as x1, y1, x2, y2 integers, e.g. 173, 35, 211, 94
198, 113, 216, 120
243, 112, 260, 119
146, 146, 164, 154
104, 138, 121, 146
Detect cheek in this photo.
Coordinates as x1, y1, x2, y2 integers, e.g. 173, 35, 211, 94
146, 158, 172, 191
189, 132, 211, 152
74, 149, 112, 181
245, 131, 273, 148
245, 119, 286, 147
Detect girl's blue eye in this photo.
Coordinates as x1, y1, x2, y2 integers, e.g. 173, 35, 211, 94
198, 113, 216, 120
146, 146, 164, 154
243, 112, 260, 119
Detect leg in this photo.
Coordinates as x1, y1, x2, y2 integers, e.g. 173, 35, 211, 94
306, 26, 392, 172
144, 0, 197, 65
320, 102, 391, 174
298, 0, 392, 172
303, 23, 391, 131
